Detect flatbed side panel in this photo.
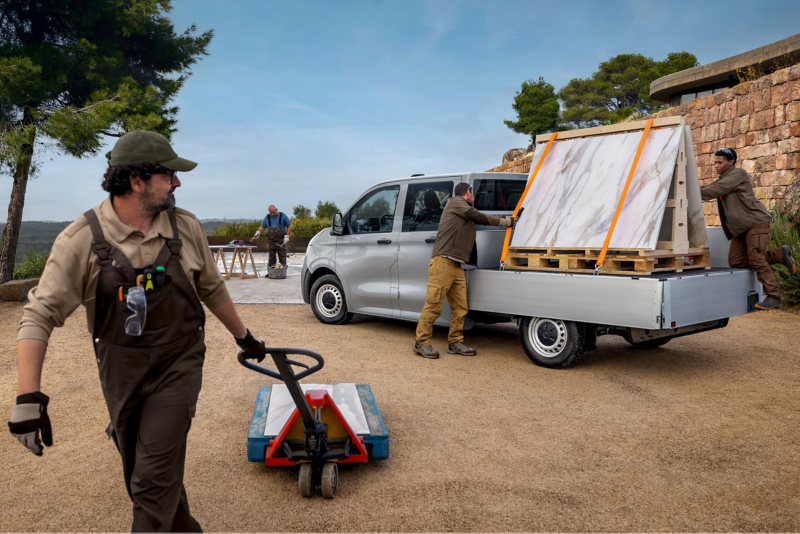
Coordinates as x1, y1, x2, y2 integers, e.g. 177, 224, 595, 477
467, 270, 661, 329
664, 269, 759, 327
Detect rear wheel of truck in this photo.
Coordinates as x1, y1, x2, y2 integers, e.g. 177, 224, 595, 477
310, 275, 354, 325
520, 317, 585, 369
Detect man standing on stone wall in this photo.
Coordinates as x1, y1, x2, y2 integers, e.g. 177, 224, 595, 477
254, 205, 292, 267
701, 147, 796, 310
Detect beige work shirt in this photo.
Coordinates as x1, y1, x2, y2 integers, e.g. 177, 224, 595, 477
18, 199, 230, 342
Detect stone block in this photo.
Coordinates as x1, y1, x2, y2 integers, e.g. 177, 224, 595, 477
780, 170, 797, 186
706, 106, 719, 124
765, 156, 777, 172
790, 121, 800, 137
735, 133, 746, 148
706, 123, 719, 142
790, 64, 800, 81
699, 142, 711, 154
792, 80, 800, 100
787, 101, 800, 122
693, 110, 704, 127
778, 138, 800, 154
739, 116, 750, 134
714, 92, 725, 106
755, 186, 768, 200
0, 278, 39, 302
781, 81, 793, 105
771, 84, 782, 107
772, 68, 789, 85
769, 185, 784, 199
775, 104, 785, 126
757, 130, 770, 144
705, 95, 716, 109
776, 153, 789, 170
735, 96, 747, 117
770, 125, 790, 142
757, 76, 773, 91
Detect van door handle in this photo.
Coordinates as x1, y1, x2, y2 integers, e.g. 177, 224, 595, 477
425, 237, 436, 243
377, 239, 392, 244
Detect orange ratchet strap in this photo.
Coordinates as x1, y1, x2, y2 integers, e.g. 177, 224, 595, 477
594, 119, 653, 274
499, 131, 558, 267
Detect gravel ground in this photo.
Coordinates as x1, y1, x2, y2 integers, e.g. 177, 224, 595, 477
1, 302, 798, 532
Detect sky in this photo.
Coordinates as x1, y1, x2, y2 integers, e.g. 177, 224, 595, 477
4, 0, 800, 222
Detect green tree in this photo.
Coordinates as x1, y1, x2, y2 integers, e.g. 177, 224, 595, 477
557, 52, 698, 129
503, 77, 560, 144
292, 204, 312, 220
315, 200, 339, 220
0, 0, 213, 283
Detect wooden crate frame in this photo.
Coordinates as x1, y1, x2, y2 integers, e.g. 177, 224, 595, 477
509, 117, 709, 274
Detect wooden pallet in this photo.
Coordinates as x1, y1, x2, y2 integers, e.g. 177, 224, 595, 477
506, 248, 711, 276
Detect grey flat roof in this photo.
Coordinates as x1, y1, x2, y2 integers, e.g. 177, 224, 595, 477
650, 33, 800, 102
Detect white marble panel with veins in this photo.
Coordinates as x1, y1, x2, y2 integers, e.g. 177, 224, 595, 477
264, 383, 370, 436
510, 127, 683, 250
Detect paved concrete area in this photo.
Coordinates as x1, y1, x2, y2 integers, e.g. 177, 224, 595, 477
216, 252, 305, 304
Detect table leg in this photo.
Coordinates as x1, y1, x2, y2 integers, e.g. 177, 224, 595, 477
246, 248, 258, 278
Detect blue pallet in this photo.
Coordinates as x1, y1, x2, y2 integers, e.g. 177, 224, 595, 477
247, 384, 390, 463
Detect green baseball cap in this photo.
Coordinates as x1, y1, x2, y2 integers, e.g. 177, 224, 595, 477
107, 130, 197, 172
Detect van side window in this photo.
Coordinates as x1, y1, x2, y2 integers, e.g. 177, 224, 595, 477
348, 185, 400, 234
401, 181, 453, 232
472, 179, 526, 211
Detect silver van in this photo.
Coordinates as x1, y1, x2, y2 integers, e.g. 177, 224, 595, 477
301, 173, 527, 327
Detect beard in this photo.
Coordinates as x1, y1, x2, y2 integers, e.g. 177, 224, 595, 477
141, 184, 176, 215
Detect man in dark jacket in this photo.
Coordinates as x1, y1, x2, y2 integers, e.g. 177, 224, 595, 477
701, 148, 795, 310
414, 182, 513, 359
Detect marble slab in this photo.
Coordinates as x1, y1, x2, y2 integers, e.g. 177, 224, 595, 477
264, 383, 370, 436
510, 126, 683, 250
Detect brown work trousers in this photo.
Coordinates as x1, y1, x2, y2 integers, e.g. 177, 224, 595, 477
416, 256, 469, 345
729, 221, 782, 297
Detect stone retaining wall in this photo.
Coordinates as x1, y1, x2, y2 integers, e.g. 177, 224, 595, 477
487, 64, 800, 227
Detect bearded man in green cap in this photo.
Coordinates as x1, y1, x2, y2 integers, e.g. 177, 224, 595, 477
7, 130, 267, 532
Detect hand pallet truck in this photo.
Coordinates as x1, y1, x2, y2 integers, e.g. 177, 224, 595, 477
239, 347, 389, 498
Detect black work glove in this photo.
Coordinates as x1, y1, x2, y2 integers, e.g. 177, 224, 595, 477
236, 329, 267, 363
514, 207, 524, 227
8, 391, 53, 456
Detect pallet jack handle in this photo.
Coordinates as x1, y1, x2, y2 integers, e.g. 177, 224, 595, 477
237, 347, 325, 432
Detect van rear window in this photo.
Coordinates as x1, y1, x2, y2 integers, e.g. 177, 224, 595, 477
472, 179, 526, 211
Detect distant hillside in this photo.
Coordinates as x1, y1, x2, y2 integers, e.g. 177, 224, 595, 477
0, 221, 72, 264
0, 219, 231, 264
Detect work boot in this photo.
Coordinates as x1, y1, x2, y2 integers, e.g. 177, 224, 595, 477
447, 340, 477, 356
413, 342, 439, 359
781, 245, 796, 274
755, 295, 783, 310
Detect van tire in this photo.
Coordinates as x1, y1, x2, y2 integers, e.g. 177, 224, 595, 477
520, 317, 585, 369
310, 275, 353, 325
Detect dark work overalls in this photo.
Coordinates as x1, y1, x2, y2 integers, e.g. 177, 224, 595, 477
84, 208, 206, 532
266, 212, 286, 267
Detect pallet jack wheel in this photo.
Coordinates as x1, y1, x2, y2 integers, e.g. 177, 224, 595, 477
321, 462, 338, 499
298, 463, 315, 498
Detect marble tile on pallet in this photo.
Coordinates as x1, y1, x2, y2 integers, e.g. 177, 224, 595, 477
264, 383, 370, 436
510, 126, 683, 250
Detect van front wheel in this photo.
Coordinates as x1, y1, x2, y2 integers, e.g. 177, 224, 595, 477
310, 275, 353, 325
520, 317, 585, 369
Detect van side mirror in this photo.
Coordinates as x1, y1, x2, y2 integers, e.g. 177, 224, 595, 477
332, 213, 343, 235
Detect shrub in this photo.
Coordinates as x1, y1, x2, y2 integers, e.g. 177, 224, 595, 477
13, 249, 49, 280
768, 206, 800, 306
315, 200, 339, 219
208, 219, 262, 237
293, 204, 312, 220
291, 218, 332, 237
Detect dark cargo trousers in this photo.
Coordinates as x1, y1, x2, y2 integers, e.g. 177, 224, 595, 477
729, 221, 782, 297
